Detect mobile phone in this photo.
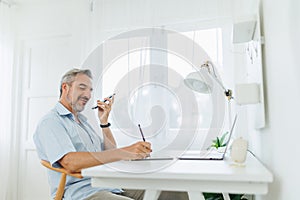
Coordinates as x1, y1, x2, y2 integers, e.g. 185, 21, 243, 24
91, 93, 115, 109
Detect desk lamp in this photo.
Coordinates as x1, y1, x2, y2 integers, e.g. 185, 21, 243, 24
184, 61, 248, 165
184, 60, 233, 101
184, 60, 234, 125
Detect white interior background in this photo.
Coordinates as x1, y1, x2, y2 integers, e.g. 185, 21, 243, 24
0, 0, 299, 200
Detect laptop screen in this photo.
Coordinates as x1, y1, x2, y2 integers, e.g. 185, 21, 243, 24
220, 114, 238, 158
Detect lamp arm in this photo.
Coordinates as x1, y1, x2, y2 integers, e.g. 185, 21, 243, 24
202, 61, 233, 100
207, 61, 234, 129
209, 73, 227, 91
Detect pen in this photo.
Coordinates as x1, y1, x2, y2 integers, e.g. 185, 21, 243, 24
92, 93, 116, 109
138, 124, 146, 142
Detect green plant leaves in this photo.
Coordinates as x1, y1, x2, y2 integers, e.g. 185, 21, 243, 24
219, 131, 229, 147
211, 131, 229, 149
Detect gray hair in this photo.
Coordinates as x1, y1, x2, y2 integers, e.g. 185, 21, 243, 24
59, 68, 93, 97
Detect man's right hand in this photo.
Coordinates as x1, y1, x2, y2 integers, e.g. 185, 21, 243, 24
120, 141, 152, 160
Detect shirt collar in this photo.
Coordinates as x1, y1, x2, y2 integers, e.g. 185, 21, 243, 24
55, 102, 88, 122
55, 102, 71, 116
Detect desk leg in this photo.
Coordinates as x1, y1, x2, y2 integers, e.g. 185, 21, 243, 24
188, 191, 205, 200
222, 192, 231, 200
143, 190, 161, 200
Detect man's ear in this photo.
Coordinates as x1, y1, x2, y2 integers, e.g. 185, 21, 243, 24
61, 83, 69, 93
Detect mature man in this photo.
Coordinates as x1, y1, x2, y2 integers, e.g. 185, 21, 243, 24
33, 69, 188, 200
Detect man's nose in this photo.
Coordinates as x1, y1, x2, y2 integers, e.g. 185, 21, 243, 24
84, 90, 92, 100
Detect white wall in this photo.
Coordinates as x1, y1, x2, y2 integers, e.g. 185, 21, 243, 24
0, 2, 15, 200
254, 0, 300, 199
11, 1, 91, 199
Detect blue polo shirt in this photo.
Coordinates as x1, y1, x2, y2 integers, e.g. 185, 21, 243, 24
33, 102, 121, 200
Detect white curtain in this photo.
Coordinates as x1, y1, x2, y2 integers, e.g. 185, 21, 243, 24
0, 1, 14, 199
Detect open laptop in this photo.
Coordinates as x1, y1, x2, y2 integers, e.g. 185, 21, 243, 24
179, 114, 238, 160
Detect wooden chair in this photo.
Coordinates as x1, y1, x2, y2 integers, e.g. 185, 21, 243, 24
41, 160, 83, 200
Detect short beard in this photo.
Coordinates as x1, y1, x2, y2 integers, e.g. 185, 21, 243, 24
66, 94, 86, 113
72, 103, 84, 113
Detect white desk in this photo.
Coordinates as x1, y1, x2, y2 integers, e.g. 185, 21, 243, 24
82, 154, 273, 200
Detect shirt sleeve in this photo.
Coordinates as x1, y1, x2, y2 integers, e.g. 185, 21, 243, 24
34, 117, 76, 168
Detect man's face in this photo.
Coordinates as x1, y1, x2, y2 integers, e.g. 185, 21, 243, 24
65, 73, 93, 112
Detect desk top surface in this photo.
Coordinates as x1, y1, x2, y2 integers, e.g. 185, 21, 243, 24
82, 153, 273, 183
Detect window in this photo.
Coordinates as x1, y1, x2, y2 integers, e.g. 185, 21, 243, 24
93, 28, 224, 150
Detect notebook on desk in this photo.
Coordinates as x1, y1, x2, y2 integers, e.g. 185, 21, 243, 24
179, 114, 237, 160
134, 156, 175, 161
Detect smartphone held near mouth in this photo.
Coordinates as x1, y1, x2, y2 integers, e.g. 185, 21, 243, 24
92, 93, 115, 109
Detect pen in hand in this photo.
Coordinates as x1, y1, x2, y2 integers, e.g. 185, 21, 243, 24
138, 124, 146, 142
138, 124, 152, 158
92, 93, 116, 109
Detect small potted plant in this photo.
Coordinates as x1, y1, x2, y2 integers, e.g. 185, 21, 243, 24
210, 131, 229, 152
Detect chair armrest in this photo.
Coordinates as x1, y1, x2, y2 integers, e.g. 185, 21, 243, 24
41, 160, 83, 179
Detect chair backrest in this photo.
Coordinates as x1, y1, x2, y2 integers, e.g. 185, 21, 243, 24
41, 160, 83, 200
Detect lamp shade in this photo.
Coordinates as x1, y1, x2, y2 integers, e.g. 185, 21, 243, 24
184, 72, 212, 94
